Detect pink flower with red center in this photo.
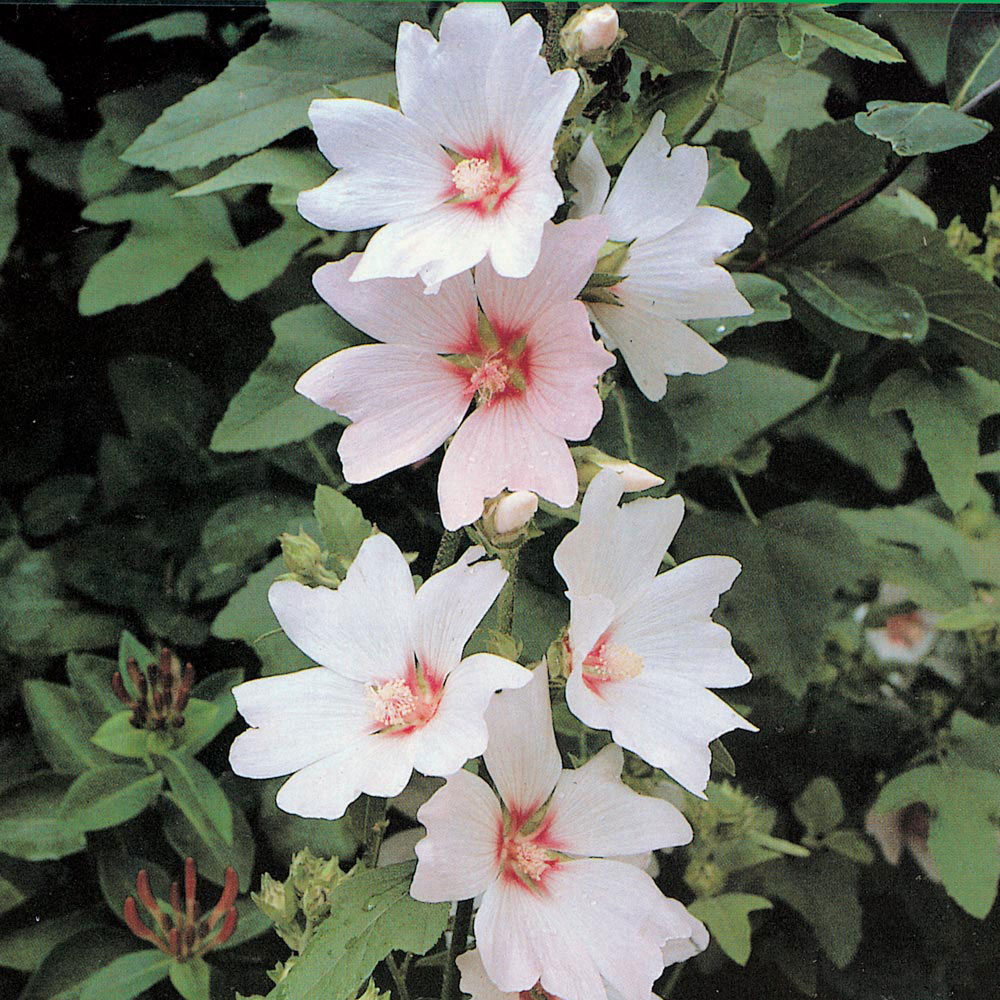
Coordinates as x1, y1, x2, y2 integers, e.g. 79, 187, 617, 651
228, 533, 529, 820
297, 3, 579, 291
553, 471, 756, 797
296, 217, 615, 530
410, 668, 697, 1000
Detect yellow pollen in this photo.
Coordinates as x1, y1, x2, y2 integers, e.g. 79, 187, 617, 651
471, 353, 510, 404
366, 678, 417, 727
508, 839, 550, 882
584, 643, 644, 682
452, 157, 500, 199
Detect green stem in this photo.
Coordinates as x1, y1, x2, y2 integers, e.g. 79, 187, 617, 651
543, 2, 568, 69
661, 962, 686, 999
432, 530, 462, 575
610, 383, 637, 463
681, 5, 745, 143
385, 954, 411, 1000
441, 898, 475, 1000
497, 548, 520, 636
306, 436, 341, 487
361, 794, 388, 868
725, 470, 760, 526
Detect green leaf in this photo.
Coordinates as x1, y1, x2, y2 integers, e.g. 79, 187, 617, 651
122, 3, 410, 169
0, 39, 61, 113
22, 680, 110, 774
275, 861, 449, 1000
864, 6, 950, 85
687, 893, 772, 966
158, 751, 234, 845
661, 358, 821, 472
202, 491, 311, 570
211, 305, 363, 452
673, 503, 871, 697
174, 148, 329, 201
20, 474, 94, 537
0, 143, 18, 267
20, 929, 139, 1000
179, 696, 233, 756
109, 11, 208, 43
689, 274, 791, 343
782, 6, 903, 65
169, 956, 212, 1000
947, 710, 1000, 772
59, 764, 163, 833
823, 829, 876, 865
855, 100, 991, 155
314, 485, 373, 572
256, 777, 359, 863
792, 776, 844, 837
65, 653, 126, 724
163, 793, 255, 891
782, 259, 928, 341
0, 774, 87, 861
776, 13, 805, 62
0, 908, 103, 973
80, 187, 237, 314
946, 7, 1000, 110
702, 147, 751, 213
79, 949, 172, 1000
620, 9, 719, 73
871, 367, 1000, 512
91, 712, 151, 759
872, 764, 1000, 918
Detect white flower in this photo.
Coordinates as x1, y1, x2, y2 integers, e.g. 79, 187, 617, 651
298, 2, 578, 291
569, 111, 753, 401
857, 583, 939, 665
553, 471, 756, 796
411, 668, 696, 1000
486, 491, 539, 536
228, 534, 530, 820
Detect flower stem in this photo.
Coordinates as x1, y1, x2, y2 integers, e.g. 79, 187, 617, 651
497, 548, 520, 636
432, 530, 462, 574
385, 953, 411, 1000
360, 794, 388, 868
306, 436, 341, 487
725, 469, 759, 526
681, 5, 745, 144
441, 898, 475, 1000
610, 383, 637, 464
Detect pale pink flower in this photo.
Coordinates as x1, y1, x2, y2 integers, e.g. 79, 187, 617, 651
561, 5, 621, 64
553, 471, 756, 797
856, 584, 939, 665
569, 111, 753, 401
297, 218, 615, 530
865, 803, 940, 882
228, 534, 529, 820
410, 667, 696, 1000
297, 2, 579, 291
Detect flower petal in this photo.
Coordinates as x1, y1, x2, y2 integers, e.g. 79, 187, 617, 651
660, 901, 710, 965
312, 256, 477, 352
267, 533, 415, 683
438, 397, 579, 530
297, 344, 471, 483
484, 666, 561, 819
411, 768, 503, 902
568, 134, 611, 218
297, 99, 453, 231
544, 744, 692, 856
413, 548, 508, 678
457, 950, 519, 1000
229, 668, 369, 778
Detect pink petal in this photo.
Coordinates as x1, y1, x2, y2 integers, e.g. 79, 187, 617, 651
482, 174, 566, 280
437, 397, 578, 530
297, 345, 471, 483
568, 134, 611, 218
413, 548, 508, 678
410, 653, 531, 778
484, 667, 561, 821
297, 99, 453, 231
267, 534, 414, 684
864, 807, 904, 865
602, 111, 708, 241
313, 256, 477, 352
476, 218, 609, 335
229, 668, 369, 778
544, 744, 692, 857
411, 769, 504, 902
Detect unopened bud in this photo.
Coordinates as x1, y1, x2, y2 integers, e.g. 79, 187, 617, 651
572, 446, 664, 493
280, 529, 325, 576
561, 4, 623, 66
493, 491, 538, 535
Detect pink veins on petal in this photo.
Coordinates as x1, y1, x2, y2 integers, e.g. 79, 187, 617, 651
366, 662, 444, 734
449, 143, 519, 216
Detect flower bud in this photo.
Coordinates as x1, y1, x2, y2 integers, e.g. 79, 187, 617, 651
572, 446, 664, 493
560, 4, 623, 66
480, 490, 538, 546
280, 529, 325, 577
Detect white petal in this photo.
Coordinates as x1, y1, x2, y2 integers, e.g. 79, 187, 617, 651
457, 950, 519, 1000
476, 218, 610, 340
602, 112, 708, 241
554, 471, 685, 613
484, 666, 561, 819
274, 731, 416, 820
590, 298, 726, 402
411, 768, 503, 902
312, 256, 477, 352
297, 99, 453, 231
297, 345, 471, 483
567, 593, 615, 687
437, 397, 579, 530
568, 134, 611, 218
229, 668, 369, 777
413, 549, 508, 678
410, 653, 531, 777
614, 556, 750, 686
544, 744, 692, 856
660, 901, 710, 965
267, 534, 415, 683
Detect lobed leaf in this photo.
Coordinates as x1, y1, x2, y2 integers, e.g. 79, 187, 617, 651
855, 100, 991, 155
